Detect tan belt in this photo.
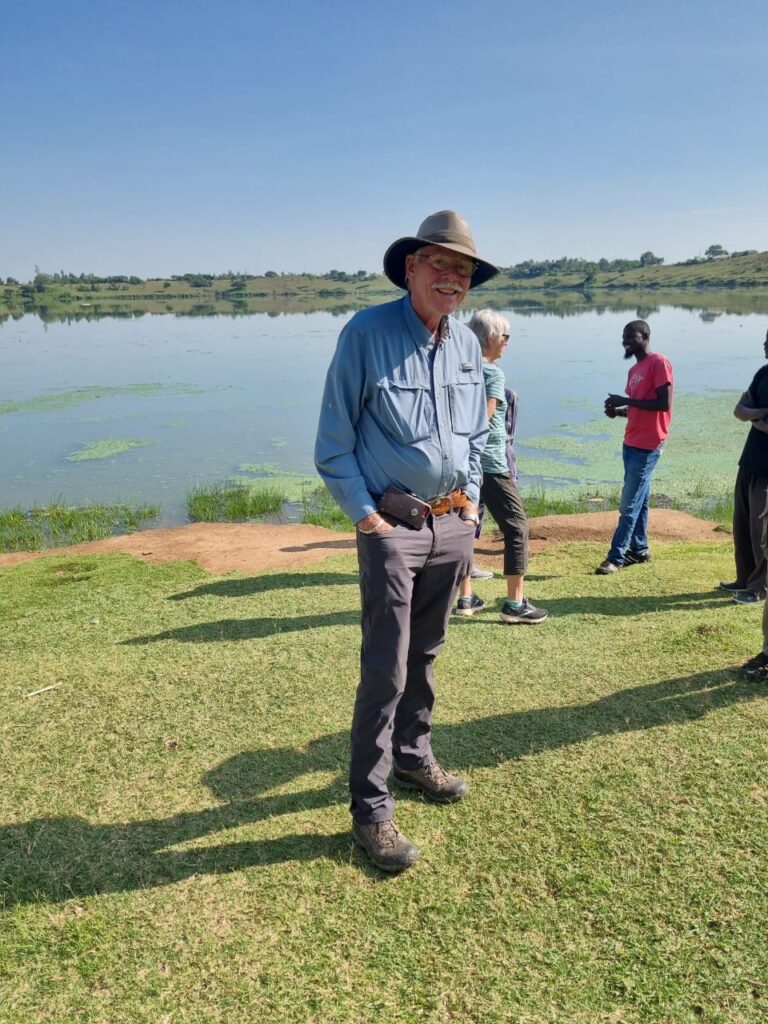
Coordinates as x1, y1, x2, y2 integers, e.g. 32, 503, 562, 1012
429, 489, 468, 516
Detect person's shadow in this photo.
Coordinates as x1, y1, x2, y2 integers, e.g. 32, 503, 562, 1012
1, 667, 762, 905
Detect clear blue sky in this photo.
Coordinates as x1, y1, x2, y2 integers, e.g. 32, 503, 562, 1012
1, 0, 766, 279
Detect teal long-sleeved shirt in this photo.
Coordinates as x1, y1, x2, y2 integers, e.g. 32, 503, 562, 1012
314, 295, 489, 524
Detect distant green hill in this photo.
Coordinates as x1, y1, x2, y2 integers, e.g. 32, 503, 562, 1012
492, 250, 768, 291
2, 251, 768, 323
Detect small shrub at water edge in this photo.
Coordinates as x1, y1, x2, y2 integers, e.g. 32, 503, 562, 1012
186, 482, 287, 522
300, 485, 355, 531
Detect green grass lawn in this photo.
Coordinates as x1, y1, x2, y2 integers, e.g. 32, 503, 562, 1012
2, 539, 767, 1023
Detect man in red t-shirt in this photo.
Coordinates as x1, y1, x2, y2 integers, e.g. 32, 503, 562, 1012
596, 320, 674, 574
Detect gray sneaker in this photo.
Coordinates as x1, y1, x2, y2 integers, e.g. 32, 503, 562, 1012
595, 559, 621, 575
352, 819, 419, 872
393, 760, 469, 803
732, 590, 765, 605
470, 564, 494, 580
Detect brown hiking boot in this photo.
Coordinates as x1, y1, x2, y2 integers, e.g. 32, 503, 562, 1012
352, 819, 419, 872
392, 760, 469, 803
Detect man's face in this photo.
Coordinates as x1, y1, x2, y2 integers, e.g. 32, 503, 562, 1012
622, 328, 647, 360
405, 244, 471, 326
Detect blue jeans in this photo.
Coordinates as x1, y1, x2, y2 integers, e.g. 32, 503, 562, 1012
607, 443, 664, 565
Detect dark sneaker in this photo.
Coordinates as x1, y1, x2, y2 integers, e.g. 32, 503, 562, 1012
455, 594, 485, 616
470, 564, 494, 580
499, 597, 549, 624
393, 760, 469, 803
732, 590, 765, 605
352, 819, 419, 872
740, 651, 768, 679
719, 581, 747, 594
623, 550, 651, 566
595, 559, 621, 575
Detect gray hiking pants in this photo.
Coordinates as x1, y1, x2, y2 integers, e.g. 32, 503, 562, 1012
350, 509, 475, 823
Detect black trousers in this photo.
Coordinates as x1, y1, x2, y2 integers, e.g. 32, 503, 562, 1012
349, 510, 474, 823
732, 466, 768, 595
480, 472, 529, 577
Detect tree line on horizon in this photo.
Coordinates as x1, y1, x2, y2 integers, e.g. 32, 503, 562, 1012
2, 245, 760, 290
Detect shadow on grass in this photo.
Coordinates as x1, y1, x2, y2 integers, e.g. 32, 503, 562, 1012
168, 572, 361, 601
2, 669, 765, 905
280, 539, 356, 553
460, 591, 728, 619
123, 610, 361, 643
124, 591, 728, 644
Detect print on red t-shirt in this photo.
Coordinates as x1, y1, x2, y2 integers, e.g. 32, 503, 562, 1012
624, 352, 673, 450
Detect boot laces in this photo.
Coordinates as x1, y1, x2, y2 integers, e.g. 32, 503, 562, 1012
424, 760, 449, 784
374, 820, 402, 848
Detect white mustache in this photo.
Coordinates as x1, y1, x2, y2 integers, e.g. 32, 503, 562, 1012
432, 281, 463, 294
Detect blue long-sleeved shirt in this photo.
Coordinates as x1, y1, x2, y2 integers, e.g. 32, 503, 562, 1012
314, 295, 489, 523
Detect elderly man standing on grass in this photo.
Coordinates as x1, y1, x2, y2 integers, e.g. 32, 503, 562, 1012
315, 211, 498, 872
596, 319, 673, 575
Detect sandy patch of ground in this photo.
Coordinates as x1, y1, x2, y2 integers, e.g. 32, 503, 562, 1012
0, 510, 728, 576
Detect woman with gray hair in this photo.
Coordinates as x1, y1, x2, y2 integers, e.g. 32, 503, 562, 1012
455, 310, 548, 623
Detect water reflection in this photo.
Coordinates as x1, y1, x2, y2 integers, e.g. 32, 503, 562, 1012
4, 286, 768, 327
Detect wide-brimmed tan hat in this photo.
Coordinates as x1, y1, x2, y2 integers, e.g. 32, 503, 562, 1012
383, 210, 499, 290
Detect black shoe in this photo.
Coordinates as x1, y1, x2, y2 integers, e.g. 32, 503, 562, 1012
732, 590, 765, 605
454, 594, 485, 617
499, 597, 549, 624
623, 550, 651, 566
352, 819, 419, 872
740, 652, 768, 679
719, 581, 747, 594
595, 559, 621, 575
393, 760, 469, 803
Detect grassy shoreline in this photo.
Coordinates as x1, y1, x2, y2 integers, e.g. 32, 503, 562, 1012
0, 479, 733, 554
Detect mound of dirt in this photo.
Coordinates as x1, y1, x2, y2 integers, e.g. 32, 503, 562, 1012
0, 510, 728, 576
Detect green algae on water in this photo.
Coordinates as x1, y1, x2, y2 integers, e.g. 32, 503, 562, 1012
66, 438, 156, 461
0, 383, 205, 416
518, 392, 745, 491
238, 462, 283, 475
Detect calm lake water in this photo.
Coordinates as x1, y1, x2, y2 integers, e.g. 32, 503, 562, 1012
2, 298, 766, 525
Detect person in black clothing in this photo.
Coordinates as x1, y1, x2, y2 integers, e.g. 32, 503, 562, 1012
721, 329, 768, 604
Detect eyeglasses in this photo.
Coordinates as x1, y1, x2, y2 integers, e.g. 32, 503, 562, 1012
500, 334, 510, 341
414, 252, 478, 278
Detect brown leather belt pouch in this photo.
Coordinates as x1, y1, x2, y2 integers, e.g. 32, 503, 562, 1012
378, 486, 430, 529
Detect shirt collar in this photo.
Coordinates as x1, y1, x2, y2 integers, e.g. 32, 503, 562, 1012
402, 293, 443, 349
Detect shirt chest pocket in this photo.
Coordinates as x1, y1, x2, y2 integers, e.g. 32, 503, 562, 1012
447, 370, 482, 436
374, 379, 434, 444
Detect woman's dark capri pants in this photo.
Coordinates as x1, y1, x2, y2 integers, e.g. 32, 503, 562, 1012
479, 471, 529, 577
474, 387, 527, 576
